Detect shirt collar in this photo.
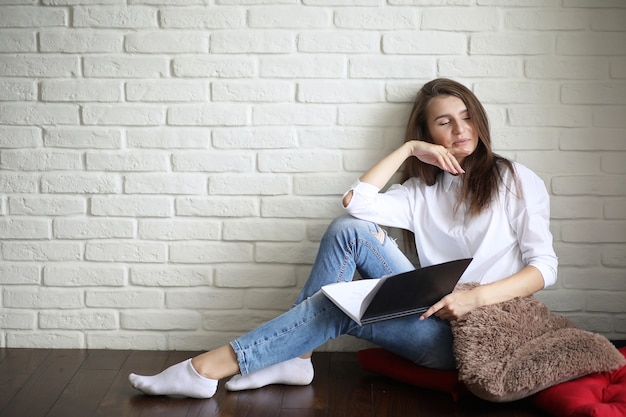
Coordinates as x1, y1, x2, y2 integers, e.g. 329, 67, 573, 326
442, 172, 461, 192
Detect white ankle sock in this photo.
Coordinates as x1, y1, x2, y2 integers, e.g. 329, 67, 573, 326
225, 357, 314, 391
129, 358, 218, 399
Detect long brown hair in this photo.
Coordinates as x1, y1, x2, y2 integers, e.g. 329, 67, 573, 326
401, 79, 516, 248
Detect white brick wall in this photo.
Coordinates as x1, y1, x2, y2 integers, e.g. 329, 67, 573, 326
0, 1, 624, 351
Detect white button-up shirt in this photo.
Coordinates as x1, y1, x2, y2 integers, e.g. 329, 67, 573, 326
344, 162, 558, 288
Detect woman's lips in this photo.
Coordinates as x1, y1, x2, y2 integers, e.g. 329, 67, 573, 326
453, 138, 471, 146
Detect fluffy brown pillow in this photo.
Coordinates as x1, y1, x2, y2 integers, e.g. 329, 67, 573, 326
451, 283, 626, 402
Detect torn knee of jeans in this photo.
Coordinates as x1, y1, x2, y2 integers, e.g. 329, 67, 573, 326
372, 225, 386, 244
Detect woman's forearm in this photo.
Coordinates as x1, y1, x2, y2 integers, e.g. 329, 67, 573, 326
359, 142, 414, 189
342, 142, 413, 207
421, 265, 546, 321
473, 265, 545, 307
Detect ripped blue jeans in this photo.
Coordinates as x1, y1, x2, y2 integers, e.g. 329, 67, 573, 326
230, 215, 456, 374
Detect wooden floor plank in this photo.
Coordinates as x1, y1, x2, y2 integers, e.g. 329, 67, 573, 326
1, 349, 87, 417
326, 352, 373, 417
371, 377, 423, 417
183, 397, 222, 417
232, 385, 287, 417
82, 349, 131, 370
45, 369, 119, 417
280, 409, 318, 417
136, 396, 196, 417
413, 386, 460, 417
46, 350, 131, 417
0, 348, 9, 363
0, 349, 52, 411
280, 385, 319, 412
0, 348, 51, 373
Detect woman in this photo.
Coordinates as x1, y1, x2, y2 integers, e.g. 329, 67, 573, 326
129, 78, 557, 399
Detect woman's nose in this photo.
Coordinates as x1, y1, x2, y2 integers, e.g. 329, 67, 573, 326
452, 121, 466, 135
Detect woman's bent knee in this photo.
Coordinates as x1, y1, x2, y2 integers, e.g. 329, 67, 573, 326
324, 215, 375, 239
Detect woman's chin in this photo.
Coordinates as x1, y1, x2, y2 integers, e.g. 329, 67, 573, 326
454, 148, 475, 160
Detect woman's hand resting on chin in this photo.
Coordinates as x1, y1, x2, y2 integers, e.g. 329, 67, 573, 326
406, 140, 465, 175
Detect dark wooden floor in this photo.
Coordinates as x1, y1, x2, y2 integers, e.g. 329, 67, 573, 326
0, 348, 550, 417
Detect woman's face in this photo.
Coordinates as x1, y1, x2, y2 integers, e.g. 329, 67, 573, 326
426, 95, 479, 165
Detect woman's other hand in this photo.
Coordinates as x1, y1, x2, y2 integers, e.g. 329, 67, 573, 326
419, 289, 479, 321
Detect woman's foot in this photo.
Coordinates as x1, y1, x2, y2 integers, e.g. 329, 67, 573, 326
225, 357, 314, 391
129, 358, 218, 399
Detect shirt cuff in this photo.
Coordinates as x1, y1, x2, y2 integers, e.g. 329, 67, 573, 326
530, 261, 557, 288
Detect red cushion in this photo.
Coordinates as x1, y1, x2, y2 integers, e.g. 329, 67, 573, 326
529, 346, 626, 417
357, 348, 467, 400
